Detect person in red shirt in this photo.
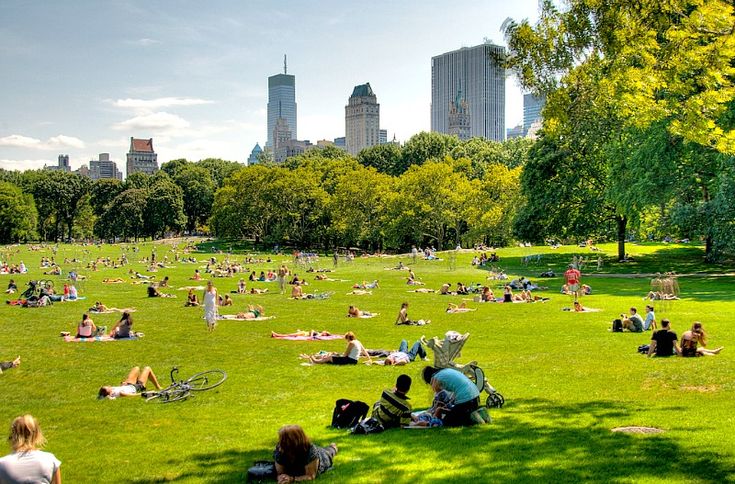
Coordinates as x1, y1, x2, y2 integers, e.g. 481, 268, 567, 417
564, 264, 582, 301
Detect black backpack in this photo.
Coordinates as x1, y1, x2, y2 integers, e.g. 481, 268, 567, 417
612, 319, 623, 332
331, 399, 369, 429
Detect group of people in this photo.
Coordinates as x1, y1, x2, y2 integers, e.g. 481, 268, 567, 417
648, 320, 724, 357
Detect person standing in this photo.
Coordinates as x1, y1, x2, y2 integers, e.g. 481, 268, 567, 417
203, 281, 218, 332
0, 415, 61, 484
277, 265, 289, 295
564, 264, 582, 301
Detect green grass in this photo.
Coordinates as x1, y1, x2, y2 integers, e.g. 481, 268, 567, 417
0, 241, 734, 483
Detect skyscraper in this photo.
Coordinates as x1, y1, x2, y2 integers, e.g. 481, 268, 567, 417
126, 137, 158, 177
523, 93, 545, 134
89, 153, 123, 180
266, 55, 297, 148
345, 83, 380, 155
431, 42, 506, 141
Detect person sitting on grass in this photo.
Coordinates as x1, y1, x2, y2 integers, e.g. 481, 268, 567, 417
302, 332, 371, 365
159, 276, 170, 288
236, 278, 247, 294
643, 305, 657, 331
680, 322, 724, 357
0, 415, 61, 484
291, 282, 305, 299
147, 282, 173, 298
372, 374, 415, 428
97, 366, 162, 399
185, 289, 200, 307
0, 356, 20, 374
273, 425, 337, 484
190, 269, 202, 281
622, 307, 644, 332
75, 313, 97, 338
5, 280, 16, 294
377, 340, 427, 366
219, 294, 233, 306
235, 304, 265, 320
108, 312, 134, 339
422, 366, 480, 427
648, 319, 680, 357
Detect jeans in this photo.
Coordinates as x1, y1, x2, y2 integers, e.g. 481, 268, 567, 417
398, 340, 426, 362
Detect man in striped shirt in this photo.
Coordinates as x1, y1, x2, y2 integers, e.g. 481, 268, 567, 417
372, 374, 415, 428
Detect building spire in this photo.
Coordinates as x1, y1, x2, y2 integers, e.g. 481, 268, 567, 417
284, 54, 287, 74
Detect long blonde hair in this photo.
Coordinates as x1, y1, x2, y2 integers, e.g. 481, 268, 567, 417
9, 415, 46, 452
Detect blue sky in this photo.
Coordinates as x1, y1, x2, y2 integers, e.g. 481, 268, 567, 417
0, 0, 539, 173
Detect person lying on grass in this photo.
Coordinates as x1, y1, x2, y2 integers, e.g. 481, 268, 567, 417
371, 374, 415, 428
88, 301, 135, 313
408, 390, 454, 428
347, 305, 375, 318
234, 304, 265, 320
646, 291, 679, 301
272, 330, 334, 338
353, 280, 379, 290
273, 425, 337, 484
147, 282, 174, 298
422, 366, 480, 427
680, 322, 723, 357
102, 277, 126, 283
301, 332, 371, 365
98, 366, 162, 399
0, 356, 20, 374
446, 302, 476, 313
372, 340, 427, 366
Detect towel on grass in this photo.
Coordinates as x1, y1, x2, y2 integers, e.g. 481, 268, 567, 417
219, 314, 275, 321
63, 334, 142, 342
271, 333, 344, 341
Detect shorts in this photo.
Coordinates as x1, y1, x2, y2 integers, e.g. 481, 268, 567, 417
330, 356, 358, 365
134, 382, 146, 392
568, 283, 580, 292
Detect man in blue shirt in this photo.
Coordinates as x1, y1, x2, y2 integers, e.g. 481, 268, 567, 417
643, 305, 657, 331
422, 367, 480, 426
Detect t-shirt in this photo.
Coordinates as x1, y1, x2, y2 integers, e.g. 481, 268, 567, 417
347, 340, 365, 360
373, 389, 412, 428
0, 450, 61, 483
652, 329, 678, 357
564, 268, 580, 285
433, 368, 480, 405
643, 312, 656, 331
628, 314, 644, 332
273, 444, 333, 477
109, 384, 137, 399
385, 351, 411, 365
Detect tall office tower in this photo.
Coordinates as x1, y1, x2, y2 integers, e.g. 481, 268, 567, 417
126, 137, 158, 177
379, 129, 388, 145
272, 117, 293, 163
523, 93, 545, 134
345, 83, 380, 155
447, 82, 471, 140
431, 42, 506, 141
266, 55, 297, 148
89, 153, 123, 180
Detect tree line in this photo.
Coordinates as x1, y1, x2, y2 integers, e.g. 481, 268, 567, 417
1, 1, 733, 259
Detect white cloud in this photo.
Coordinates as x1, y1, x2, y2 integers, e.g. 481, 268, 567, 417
0, 134, 85, 150
112, 112, 190, 132
0, 159, 54, 171
127, 38, 161, 47
113, 97, 213, 109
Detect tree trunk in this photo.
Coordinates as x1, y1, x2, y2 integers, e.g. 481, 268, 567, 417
705, 235, 714, 262
616, 215, 627, 262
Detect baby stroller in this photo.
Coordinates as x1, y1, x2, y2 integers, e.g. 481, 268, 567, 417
421, 332, 505, 408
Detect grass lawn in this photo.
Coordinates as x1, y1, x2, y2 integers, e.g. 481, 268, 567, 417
0, 240, 734, 483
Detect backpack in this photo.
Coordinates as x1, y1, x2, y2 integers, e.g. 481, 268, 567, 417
351, 417, 385, 435
612, 319, 623, 332
246, 460, 276, 482
331, 399, 369, 429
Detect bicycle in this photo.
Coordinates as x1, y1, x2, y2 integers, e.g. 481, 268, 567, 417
144, 367, 227, 403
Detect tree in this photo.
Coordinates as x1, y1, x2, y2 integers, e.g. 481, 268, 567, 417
125, 172, 151, 190
198, 158, 244, 188
99, 189, 147, 241
357, 144, 406, 176
145, 174, 186, 239
90, 178, 124, 217
174, 164, 215, 233
401, 132, 460, 168
160, 158, 191, 180
0, 181, 38, 243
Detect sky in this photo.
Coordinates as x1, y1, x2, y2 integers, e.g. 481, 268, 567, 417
0, 0, 540, 175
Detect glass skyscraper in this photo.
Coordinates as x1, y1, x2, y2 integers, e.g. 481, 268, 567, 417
431, 42, 506, 141
523, 93, 545, 133
266, 60, 297, 148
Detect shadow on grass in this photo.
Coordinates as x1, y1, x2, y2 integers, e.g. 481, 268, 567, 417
126, 398, 734, 483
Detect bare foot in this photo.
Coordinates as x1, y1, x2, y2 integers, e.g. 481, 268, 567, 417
12, 356, 20, 367
713, 347, 724, 354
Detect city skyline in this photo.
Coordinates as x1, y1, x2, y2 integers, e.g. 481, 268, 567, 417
0, 0, 540, 174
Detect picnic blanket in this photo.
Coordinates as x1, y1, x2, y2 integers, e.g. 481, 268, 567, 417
178, 285, 206, 291
63, 334, 142, 342
271, 333, 344, 341
219, 314, 275, 321
355, 313, 379, 319
89, 308, 137, 314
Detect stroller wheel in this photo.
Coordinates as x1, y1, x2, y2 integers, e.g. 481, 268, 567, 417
486, 392, 505, 409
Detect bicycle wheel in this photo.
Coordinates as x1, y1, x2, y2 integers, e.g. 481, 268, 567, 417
486, 392, 505, 409
186, 370, 227, 391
